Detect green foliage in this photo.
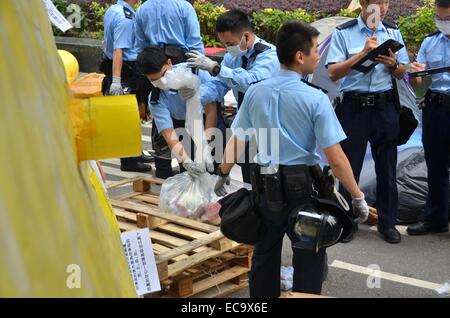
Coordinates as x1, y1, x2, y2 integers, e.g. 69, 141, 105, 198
398, 0, 436, 53
336, 9, 359, 19
194, 0, 228, 47
251, 8, 316, 43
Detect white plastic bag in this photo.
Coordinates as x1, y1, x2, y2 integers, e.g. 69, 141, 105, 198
160, 172, 222, 225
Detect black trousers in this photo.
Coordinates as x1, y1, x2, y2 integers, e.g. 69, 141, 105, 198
249, 194, 326, 298
422, 96, 450, 227
337, 95, 399, 229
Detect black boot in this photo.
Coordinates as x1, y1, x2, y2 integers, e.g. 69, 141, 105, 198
407, 222, 449, 236
377, 225, 401, 244
120, 162, 152, 173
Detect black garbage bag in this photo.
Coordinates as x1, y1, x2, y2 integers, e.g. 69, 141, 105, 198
360, 148, 450, 225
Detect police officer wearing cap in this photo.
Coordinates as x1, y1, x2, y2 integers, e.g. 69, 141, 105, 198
407, 0, 450, 236
185, 10, 280, 184
101, 0, 153, 172
326, 0, 410, 244
214, 21, 370, 297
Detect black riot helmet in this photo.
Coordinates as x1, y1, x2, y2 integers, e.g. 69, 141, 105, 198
287, 197, 353, 253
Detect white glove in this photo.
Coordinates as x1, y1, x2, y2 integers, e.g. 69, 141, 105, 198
203, 144, 215, 173
214, 174, 230, 197
109, 76, 124, 96
178, 87, 196, 101
182, 160, 205, 180
352, 195, 370, 224
186, 50, 218, 73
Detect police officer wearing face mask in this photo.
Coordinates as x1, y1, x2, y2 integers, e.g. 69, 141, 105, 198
407, 0, 450, 236
326, 0, 411, 244
186, 10, 280, 184
214, 21, 369, 297
136, 47, 217, 179
100, 0, 153, 172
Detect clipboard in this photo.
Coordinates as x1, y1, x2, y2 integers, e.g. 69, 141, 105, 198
351, 39, 404, 73
408, 66, 450, 78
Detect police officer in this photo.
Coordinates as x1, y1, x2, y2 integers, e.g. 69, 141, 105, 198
185, 9, 280, 184
214, 21, 370, 297
134, 0, 204, 56
136, 47, 217, 179
101, 0, 153, 172
326, 0, 410, 243
407, 0, 450, 236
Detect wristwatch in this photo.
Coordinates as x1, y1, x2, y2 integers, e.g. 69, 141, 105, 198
218, 164, 229, 178
390, 60, 399, 71
211, 64, 221, 77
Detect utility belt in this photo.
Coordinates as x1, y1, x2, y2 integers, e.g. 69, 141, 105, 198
343, 90, 394, 112
99, 54, 139, 80
250, 164, 332, 211
426, 91, 450, 110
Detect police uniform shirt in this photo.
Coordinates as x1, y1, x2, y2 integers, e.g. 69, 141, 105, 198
134, 0, 204, 53
417, 31, 450, 94
103, 0, 138, 61
200, 37, 280, 105
149, 64, 211, 133
326, 16, 410, 93
231, 69, 347, 166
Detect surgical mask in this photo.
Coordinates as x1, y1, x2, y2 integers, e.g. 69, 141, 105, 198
151, 69, 174, 90
226, 35, 248, 57
436, 19, 450, 35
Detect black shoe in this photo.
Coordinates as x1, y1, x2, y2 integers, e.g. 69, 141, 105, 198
407, 222, 449, 236
377, 225, 401, 244
139, 151, 155, 164
342, 222, 358, 243
120, 162, 152, 173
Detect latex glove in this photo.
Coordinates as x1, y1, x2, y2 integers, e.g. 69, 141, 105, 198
178, 86, 196, 101
203, 144, 215, 173
352, 195, 370, 224
214, 175, 230, 197
186, 50, 218, 73
182, 160, 205, 180
109, 76, 124, 96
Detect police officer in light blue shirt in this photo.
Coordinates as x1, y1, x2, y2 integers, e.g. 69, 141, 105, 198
407, 0, 450, 236
101, 0, 153, 172
214, 21, 369, 298
186, 10, 280, 184
134, 0, 204, 55
326, 0, 410, 244
136, 47, 218, 179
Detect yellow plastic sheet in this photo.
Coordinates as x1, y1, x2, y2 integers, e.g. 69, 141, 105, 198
0, 1, 136, 297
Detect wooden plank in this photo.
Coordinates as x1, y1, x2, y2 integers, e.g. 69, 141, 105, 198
134, 194, 160, 206
118, 220, 137, 232
190, 266, 249, 296
114, 209, 137, 223
136, 214, 169, 230
133, 179, 151, 193
111, 192, 140, 201
191, 281, 248, 298
157, 223, 207, 240
106, 176, 140, 190
170, 274, 193, 297
156, 230, 224, 264
167, 242, 240, 278
110, 199, 219, 233
152, 244, 189, 262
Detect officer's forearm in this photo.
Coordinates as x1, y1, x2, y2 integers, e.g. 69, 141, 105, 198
161, 128, 190, 163
391, 64, 406, 80
112, 48, 124, 78
221, 136, 245, 175
204, 102, 217, 141
324, 144, 364, 199
328, 51, 366, 82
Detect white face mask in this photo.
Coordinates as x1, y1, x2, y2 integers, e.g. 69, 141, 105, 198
151, 69, 174, 90
226, 35, 248, 57
436, 19, 450, 35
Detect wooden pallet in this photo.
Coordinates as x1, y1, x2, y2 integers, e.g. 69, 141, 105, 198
108, 177, 252, 298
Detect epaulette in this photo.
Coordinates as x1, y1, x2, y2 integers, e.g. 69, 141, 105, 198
301, 79, 328, 94
254, 42, 271, 55
336, 19, 357, 30
426, 30, 441, 38
123, 7, 133, 20
382, 21, 398, 29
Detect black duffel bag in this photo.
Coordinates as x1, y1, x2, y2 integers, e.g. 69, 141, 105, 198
218, 188, 266, 245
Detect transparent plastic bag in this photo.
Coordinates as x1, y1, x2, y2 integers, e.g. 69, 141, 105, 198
160, 172, 222, 225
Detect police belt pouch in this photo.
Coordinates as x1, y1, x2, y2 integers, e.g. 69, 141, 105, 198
218, 188, 266, 245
